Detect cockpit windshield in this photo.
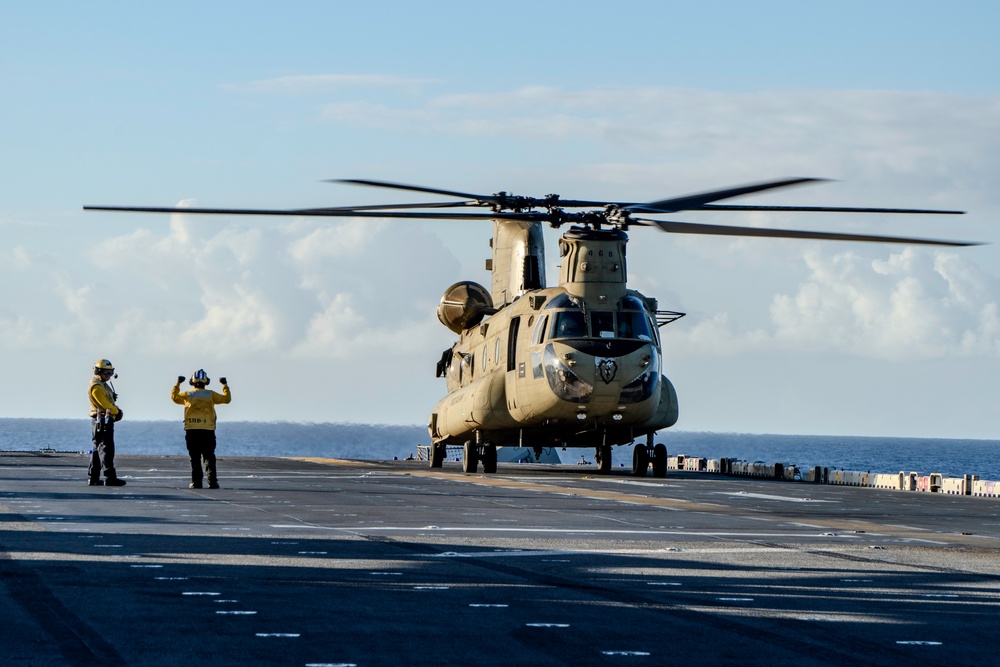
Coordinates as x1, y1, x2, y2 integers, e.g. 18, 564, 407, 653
543, 292, 655, 342
551, 311, 587, 339
619, 310, 653, 341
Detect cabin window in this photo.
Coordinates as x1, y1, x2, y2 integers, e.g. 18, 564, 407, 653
532, 315, 548, 345
550, 311, 587, 339
619, 311, 653, 341
591, 311, 615, 338
507, 317, 520, 372
495, 337, 501, 365
482, 343, 487, 371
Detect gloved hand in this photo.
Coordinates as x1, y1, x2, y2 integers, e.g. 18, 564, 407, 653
114, 409, 124, 422
220, 377, 228, 385
177, 376, 185, 384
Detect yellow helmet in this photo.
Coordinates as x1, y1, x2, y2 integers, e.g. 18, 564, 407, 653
95, 359, 115, 373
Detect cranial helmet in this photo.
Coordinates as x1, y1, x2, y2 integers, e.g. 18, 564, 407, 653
95, 359, 115, 373
190, 369, 210, 386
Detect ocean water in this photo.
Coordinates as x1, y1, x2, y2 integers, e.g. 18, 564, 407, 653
2, 418, 999, 481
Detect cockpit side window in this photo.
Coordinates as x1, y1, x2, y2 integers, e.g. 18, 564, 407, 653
532, 315, 549, 345
551, 311, 587, 339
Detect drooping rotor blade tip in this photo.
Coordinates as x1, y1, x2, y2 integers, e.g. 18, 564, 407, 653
632, 217, 982, 247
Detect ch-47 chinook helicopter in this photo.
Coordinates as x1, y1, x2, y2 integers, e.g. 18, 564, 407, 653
86, 177, 976, 476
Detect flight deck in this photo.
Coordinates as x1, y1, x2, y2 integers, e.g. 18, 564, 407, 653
2, 452, 998, 666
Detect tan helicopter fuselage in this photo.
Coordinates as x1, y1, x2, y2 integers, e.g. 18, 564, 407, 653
429, 221, 678, 450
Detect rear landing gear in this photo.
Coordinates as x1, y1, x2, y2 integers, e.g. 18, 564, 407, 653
429, 442, 446, 469
596, 443, 612, 474
481, 443, 498, 474
463, 440, 478, 473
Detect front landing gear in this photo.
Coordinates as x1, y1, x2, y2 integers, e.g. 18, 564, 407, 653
462, 441, 498, 474
633, 437, 668, 478
632, 445, 650, 476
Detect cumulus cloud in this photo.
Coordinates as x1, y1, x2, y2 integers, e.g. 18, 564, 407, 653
770, 248, 1000, 359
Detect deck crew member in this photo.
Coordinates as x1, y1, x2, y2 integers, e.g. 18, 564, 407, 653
88, 359, 126, 486
171, 370, 231, 489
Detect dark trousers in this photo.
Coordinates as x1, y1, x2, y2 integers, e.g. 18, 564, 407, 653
89, 418, 117, 481
186, 429, 218, 484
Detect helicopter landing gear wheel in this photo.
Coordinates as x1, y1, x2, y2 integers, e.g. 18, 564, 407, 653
596, 444, 612, 474
481, 443, 497, 473
429, 443, 445, 469
652, 443, 667, 478
632, 445, 650, 477
462, 440, 479, 473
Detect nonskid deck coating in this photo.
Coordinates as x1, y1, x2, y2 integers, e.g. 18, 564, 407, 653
2, 452, 999, 666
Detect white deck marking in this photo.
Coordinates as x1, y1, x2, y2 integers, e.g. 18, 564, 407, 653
717, 492, 834, 503
527, 623, 570, 628
271, 525, 845, 538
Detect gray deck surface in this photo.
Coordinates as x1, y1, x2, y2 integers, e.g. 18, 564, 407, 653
2, 451, 999, 666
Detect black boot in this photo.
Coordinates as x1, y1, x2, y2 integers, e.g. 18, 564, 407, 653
105, 477, 127, 487
88, 479, 104, 486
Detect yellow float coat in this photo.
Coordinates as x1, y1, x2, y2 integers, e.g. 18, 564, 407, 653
89, 377, 120, 417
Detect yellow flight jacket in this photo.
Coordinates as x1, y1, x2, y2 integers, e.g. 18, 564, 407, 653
171, 383, 232, 430
89, 377, 120, 417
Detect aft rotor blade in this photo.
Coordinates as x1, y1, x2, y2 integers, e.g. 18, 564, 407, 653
330, 179, 489, 202
697, 204, 966, 215
631, 217, 980, 247
629, 178, 825, 214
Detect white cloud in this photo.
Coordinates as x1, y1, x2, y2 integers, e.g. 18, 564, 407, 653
769, 247, 1000, 359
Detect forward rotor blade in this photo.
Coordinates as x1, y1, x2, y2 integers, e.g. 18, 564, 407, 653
329, 179, 618, 210
631, 217, 980, 247
628, 178, 825, 214
330, 179, 489, 202
83, 204, 542, 222
298, 200, 478, 213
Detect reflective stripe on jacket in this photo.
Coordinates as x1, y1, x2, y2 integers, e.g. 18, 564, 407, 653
171, 383, 231, 430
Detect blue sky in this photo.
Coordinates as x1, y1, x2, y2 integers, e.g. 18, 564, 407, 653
2, 2, 999, 439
